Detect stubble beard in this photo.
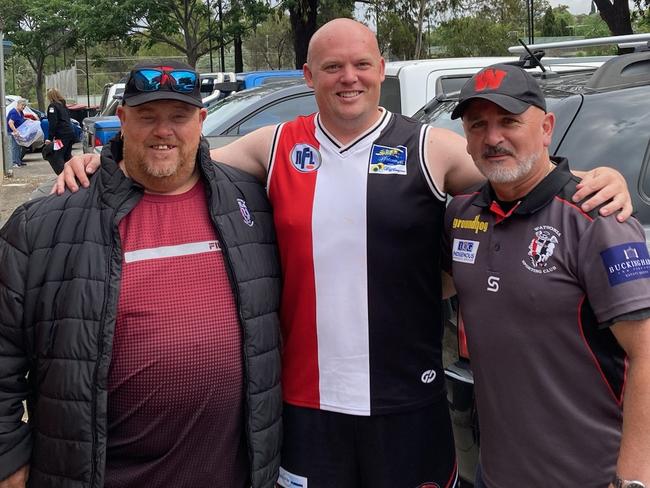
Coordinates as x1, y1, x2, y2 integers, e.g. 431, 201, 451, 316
123, 137, 197, 185
475, 150, 540, 184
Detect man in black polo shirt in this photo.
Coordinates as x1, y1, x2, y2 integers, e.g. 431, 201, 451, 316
443, 64, 650, 488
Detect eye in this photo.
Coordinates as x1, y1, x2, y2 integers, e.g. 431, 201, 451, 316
324, 64, 340, 72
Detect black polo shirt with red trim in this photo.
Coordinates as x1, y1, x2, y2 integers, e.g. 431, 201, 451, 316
443, 157, 650, 488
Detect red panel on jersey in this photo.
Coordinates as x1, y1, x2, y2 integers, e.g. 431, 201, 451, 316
269, 115, 321, 407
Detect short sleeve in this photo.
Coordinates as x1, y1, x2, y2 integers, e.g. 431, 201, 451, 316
578, 215, 650, 323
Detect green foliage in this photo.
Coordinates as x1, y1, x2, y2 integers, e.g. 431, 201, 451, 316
243, 15, 295, 69
432, 15, 513, 56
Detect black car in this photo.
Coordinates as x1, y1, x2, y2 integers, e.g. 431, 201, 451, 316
415, 50, 650, 485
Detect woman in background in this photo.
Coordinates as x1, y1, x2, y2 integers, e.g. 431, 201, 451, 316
45, 88, 75, 174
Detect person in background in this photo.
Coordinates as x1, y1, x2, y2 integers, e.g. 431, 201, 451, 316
45, 88, 76, 173
6, 98, 27, 168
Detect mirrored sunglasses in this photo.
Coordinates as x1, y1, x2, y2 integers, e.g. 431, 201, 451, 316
131, 69, 198, 94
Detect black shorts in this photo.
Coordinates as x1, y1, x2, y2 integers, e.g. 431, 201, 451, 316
278, 397, 458, 488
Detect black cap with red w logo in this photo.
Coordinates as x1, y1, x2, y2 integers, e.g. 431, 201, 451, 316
451, 63, 546, 120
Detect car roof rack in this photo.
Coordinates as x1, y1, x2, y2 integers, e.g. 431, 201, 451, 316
508, 33, 650, 55
585, 50, 650, 90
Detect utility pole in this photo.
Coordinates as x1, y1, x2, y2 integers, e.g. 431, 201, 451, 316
207, 0, 214, 71
1, 24, 13, 178
218, 0, 225, 71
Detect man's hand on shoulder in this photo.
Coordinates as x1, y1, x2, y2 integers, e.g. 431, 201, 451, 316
0, 464, 29, 488
51, 154, 101, 195
572, 166, 632, 222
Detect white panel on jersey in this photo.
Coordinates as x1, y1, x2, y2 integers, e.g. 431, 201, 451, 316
124, 240, 221, 263
311, 135, 373, 415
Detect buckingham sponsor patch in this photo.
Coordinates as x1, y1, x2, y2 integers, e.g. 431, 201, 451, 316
452, 239, 479, 264
369, 144, 407, 174
601, 242, 650, 286
278, 467, 308, 488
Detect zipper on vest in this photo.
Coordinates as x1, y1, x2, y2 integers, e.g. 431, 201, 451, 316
90, 188, 140, 487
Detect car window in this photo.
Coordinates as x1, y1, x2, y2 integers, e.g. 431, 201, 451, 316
379, 76, 401, 114
227, 94, 318, 135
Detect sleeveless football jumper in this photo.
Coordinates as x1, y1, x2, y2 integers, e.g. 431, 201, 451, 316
268, 110, 448, 415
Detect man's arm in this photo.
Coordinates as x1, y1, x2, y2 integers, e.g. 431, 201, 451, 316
0, 465, 29, 488
423, 127, 632, 220
608, 318, 650, 486
53, 124, 278, 194
209, 124, 277, 182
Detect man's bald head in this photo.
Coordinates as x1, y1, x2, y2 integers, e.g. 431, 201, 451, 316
306, 18, 380, 66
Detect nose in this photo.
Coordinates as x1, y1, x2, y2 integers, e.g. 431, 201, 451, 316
151, 119, 174, 138
340, 64, 358, 84
484, 123, 504, 146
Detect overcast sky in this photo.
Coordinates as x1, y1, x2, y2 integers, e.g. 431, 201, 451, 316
550, 0, 593, 14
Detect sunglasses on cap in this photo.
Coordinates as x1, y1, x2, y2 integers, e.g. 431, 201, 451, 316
131, 68, 199, 94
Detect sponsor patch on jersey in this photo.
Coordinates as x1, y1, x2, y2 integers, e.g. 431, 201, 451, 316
369, 144, 407, 175
522, 225, 560, 274
236, 198, 254, 227
278, 467, 308, 488
48, 107, 55, 113
601, 242, 650, 286
291, 143, 321, 173
452, 239, 479, 264
452, 215, 488, 234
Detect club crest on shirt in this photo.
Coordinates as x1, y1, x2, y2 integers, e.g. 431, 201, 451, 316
522, 225, 560, 274
369, 144, 407, 175
236, 198, 254, 227
291, 143, 321, 172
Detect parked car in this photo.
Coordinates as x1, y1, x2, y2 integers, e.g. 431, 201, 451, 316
414, 45, 650, 485
203, 80, 317, 148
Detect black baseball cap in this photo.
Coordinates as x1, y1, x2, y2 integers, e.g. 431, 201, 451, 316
122, 60, 203, 108
451, 63, 546, 120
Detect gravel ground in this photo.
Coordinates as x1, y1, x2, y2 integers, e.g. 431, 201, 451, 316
0, 144, 81, 227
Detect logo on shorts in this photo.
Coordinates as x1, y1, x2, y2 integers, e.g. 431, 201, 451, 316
278, 467, 308, 488
291, 143, 321, 172
236, 198, 254, 227
421, 369, 437, 384
522, 225, 560, 274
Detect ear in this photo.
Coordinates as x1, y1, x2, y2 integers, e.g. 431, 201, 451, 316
303, 63, 314, 88
541, 112, 555, 148
199, 107, 208, 122
116, 105, 127, 126
379, 57, 386, 82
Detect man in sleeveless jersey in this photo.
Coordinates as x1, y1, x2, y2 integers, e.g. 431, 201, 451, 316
443, 64, 650, 488
56, 19, 634, 488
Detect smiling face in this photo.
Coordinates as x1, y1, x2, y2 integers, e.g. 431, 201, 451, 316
304, 19, 385, 140
462, 99, 554, 193
117, 100, 207, 194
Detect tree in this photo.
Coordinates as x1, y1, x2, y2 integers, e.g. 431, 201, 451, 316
592, 0, 633, 35
244, 15, 294, 69
1, 0, 79, 110
75, 0, 268, 68
432, 15, 513, 56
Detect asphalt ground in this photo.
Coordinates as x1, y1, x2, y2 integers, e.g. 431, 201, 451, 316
0, 143, 82, 227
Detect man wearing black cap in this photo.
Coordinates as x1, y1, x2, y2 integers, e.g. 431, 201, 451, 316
0, 61, 282, 488
443, 63, 650, 488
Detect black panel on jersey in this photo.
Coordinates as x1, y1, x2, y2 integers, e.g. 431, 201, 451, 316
365, 114, 447, 414
580, 299, 627, 403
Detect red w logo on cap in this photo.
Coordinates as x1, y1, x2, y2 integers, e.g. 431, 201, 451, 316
474, 68, 507, 91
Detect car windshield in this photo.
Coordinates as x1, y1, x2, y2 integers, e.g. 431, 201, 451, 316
202, 83, 300, 135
